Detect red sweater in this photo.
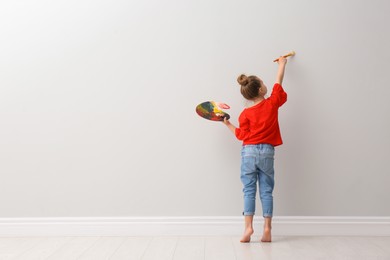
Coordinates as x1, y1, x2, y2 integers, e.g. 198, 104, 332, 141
235, 83, 287, 146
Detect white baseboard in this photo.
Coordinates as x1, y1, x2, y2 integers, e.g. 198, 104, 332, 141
0, 216, 389, 237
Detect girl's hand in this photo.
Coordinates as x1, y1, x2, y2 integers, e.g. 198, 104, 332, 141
223, 117, 230, 126
277, 56, 287, 65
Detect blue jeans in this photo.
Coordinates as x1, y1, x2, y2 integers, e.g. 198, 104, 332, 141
241, 144, 275, 217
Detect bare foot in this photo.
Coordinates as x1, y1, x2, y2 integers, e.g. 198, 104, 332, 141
240, 228, 254, 243
261, 228, 272, 242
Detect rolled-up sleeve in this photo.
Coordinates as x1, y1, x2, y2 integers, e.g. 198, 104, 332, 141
269, 83, 287, 107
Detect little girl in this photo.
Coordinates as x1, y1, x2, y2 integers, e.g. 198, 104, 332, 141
223, 57, 288, 243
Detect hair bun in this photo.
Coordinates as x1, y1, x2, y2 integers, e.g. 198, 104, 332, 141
237, 74, 248, 86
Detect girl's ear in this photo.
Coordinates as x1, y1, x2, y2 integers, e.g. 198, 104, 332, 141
259, 86, 265, 96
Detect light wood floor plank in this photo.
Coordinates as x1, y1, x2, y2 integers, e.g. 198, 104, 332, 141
283, 236, 331, 259
0, 237, 43, 260
312, 236, 357, 259
12, 237, 71, 260
77, 236, 126, 260
231, 236, 270, 259
109, 237, 152, 260
0, 235, 389, 260
309, 237, 376, 259
368, 236, 390, 256
205, 236, 236, 260
173, 237, 204, 260
326, 237, 388, 258
45, 236, 100, 260
141, 237, 178, 260
250, 236, 297, 259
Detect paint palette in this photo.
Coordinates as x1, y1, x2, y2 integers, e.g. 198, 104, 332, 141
196, 101, 230, 121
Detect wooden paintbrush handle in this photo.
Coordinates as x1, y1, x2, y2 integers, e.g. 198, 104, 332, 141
273, 51, 295, 62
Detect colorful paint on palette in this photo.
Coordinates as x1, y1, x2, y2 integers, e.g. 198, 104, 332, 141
196, 101, 230, 121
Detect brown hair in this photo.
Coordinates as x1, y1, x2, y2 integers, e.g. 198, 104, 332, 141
237, 74, 261, 100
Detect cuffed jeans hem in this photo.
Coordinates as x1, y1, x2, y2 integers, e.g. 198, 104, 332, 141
263, 214, 273, 218
242, 212, 255, 216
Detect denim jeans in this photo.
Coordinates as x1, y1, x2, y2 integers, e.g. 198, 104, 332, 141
241, 144, 275, 217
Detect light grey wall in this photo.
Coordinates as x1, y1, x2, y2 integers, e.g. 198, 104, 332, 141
1, 0, 389, 217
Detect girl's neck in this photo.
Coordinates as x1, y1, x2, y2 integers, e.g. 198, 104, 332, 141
251, 96, 265, 106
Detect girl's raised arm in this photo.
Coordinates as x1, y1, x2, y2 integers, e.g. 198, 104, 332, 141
275, 57, 287, 85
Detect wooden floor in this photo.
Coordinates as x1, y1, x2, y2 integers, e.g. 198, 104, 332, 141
0, 236, 389, 260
